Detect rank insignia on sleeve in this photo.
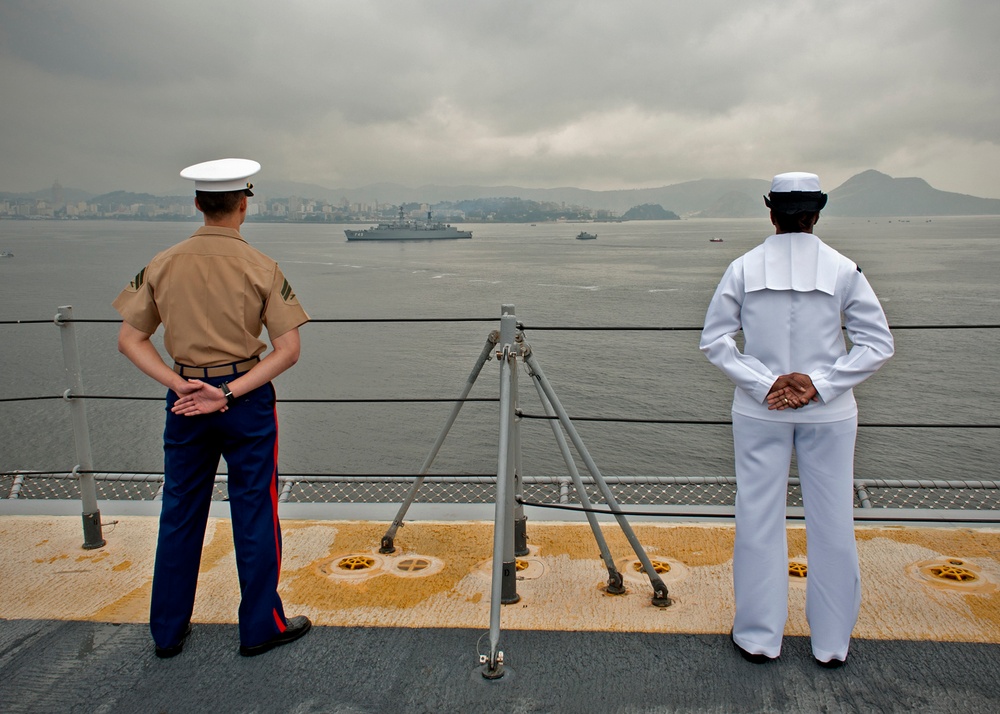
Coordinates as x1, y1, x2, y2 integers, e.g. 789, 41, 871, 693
280, 278, 296, 302
127, 267, 146, 292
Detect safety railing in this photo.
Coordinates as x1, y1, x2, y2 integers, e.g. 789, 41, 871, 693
2, 306, 999, 522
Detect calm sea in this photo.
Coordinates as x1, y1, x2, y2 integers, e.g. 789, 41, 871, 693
1, 217, 998, 485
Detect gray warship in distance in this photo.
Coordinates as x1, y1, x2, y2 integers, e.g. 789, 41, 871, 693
345, 207, 472, 241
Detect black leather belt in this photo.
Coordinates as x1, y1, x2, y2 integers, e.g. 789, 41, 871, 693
172, 357, 260, 378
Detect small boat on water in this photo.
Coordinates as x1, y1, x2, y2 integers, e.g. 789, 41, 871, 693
345, 207, 472, 241
576, 231, 597, 240
0, 250, 13, 257
709, 238, 724, 243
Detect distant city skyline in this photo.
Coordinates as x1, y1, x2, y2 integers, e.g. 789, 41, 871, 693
2, 2, 999, 199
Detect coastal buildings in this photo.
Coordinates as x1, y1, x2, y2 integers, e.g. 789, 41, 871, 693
0, 182, 611, 223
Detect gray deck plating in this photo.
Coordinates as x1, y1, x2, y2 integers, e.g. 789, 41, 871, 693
1, 620, 998, 713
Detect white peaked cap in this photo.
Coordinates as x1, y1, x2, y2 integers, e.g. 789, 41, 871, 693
770, 172, 822, 193
180, 158, 261, 192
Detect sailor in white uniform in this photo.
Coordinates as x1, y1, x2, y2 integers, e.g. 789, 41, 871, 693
700, 172, 894, 667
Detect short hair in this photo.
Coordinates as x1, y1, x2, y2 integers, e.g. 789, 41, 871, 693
773, 210, 819, 233
195, 190, 245, 219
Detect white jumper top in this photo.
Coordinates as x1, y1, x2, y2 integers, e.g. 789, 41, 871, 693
700, 233, 894, 423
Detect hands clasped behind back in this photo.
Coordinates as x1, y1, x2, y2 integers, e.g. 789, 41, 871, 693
766, 372, 819, 410
171, 380, 229, 415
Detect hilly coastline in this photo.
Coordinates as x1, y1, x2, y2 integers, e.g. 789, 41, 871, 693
5, 170, 1000, 219
263, 171, 1000, 218
825, 170, 1000, 217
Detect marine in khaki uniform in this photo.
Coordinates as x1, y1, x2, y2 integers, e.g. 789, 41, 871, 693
112, 158, 312, 658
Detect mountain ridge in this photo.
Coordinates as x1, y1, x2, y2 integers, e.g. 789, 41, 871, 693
5, 170, 1000, 217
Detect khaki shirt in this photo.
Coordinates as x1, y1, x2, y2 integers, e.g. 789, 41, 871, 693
112, 226, 309, 366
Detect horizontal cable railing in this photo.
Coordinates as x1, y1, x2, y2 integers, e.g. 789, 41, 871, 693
5, 317, 1000, 329
1, 312, 998, 517
0, 395, 498, 404
520, 324, 1000, 331
2, 316, 998, 427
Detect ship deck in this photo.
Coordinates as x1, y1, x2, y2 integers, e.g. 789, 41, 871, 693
2, 513, 998, 713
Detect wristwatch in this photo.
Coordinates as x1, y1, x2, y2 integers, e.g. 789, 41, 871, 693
220, 382, 237, 407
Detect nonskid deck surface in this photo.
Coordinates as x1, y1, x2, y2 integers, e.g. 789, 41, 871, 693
2, 516, 999, 712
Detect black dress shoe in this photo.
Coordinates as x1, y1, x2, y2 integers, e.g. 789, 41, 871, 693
154, 623, 192, 659
815, 655, 847, 669
239, 615, 312, 657
731, 631, 776, 664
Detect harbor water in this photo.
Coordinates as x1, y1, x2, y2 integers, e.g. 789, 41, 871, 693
1, 216, 998, 491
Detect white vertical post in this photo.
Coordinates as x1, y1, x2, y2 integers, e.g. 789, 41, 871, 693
55, 305, 105, 550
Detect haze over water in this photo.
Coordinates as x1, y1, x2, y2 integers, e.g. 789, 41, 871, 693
1, 217, 997, 494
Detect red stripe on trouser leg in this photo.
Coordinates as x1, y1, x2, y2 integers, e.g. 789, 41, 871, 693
270, 403, 285, 634
270, 404, 281, 572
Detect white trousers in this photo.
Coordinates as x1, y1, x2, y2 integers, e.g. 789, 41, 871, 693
731, 413, 860, 662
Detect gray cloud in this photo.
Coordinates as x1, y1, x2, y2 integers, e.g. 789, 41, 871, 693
2, 0, 998, 197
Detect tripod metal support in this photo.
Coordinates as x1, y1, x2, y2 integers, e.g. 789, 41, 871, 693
513, 515, 528, 558
379, 330, 500, 554
484, 307, 521, 679
523, 347, 671, 608
526, 356, 625, 594
480, 649, 505, 680
498, 307, 522, 606
512, 354, 528, 558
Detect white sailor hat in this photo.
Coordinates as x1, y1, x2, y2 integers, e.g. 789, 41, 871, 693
764, 171, 827, 213
180, 158, 260, 196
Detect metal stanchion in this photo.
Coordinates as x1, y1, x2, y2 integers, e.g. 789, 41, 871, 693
481, 306, 519, 680
497, 307, 520, 607
55, 305, 105, 550
854, 479, 873, 509
512, 345, 528, 558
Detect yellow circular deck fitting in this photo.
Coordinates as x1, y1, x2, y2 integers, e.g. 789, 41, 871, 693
619, 557, 688, 585
928, 564, 978, 583
396, 558, 431, 573
633, 559, 671, 574
788, 562, 808, 578
515, 559, 529, 572
906, 557, 996, 593
386, 554, 446, 579
338, 555, 376, 571
318, 553, 387, 582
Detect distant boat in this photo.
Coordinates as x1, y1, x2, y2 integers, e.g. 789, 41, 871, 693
0, 250, 13, 258
709, 238, 723, 243
345, 207, 472, 241
576, 231, 597, 240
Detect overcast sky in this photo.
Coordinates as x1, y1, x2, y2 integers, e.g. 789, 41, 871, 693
2, 1, 998, 198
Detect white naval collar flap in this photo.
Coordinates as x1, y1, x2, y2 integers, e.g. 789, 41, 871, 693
744, 233, 838, 295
